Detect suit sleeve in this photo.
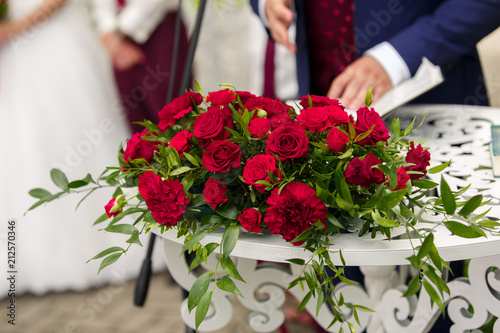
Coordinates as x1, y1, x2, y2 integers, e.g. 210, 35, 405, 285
117, 0, 178, 44
387, 0, 500, 76
90, 0, 118, 35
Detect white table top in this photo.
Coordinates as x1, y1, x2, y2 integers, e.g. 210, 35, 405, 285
154, 104, 500, 266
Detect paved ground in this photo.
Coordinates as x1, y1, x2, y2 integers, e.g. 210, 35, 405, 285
1, 271, 318, 333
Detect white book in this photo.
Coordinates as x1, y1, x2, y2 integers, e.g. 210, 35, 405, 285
372, 57, 444, 118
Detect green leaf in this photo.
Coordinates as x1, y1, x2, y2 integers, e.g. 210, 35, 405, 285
222, 225, 239, 259
68, 180, 89, 189
365, 86, 373, 107
189, 194, 207, 208
297, 291, 312, 314
28, 188, 51, 199
216, 205, 239, 220
104, 224, 137, 235
478, 220, 500, 228
458, 195, 483, 218
126, 230, 143, 246
412, 179, 439, 189
375, 189, 406, 210
422, 279, 444, 312
371, 210, 399, 228
183, 228, 208, 252
417, 233, 434, 259
216, 276, 243, 297
87, 246, 124, 262
402, 276, 421, 297
221, 257, 246, 283
286, 258, 306, 265
195, 291, 213, 330
429, 244, 443, 273
291, 228, 312, 244
51, 168, 69, 191
440, 175, 456, 215
183, 152, 200, 167
93, 212, 109, 225
188, 271, 213, 312
428, 160, 450, 174
98, 253, 122, 274
443, 221, 484, 238
170, 166, 192, 176
335, 167, 353, 205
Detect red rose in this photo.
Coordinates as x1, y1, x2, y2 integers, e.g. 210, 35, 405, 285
202, 140, 241, 173
236, 91, 257, 105
248, 117, 271, 138
299, 95, 343, 108
138, 171, 189, 226
193, 106, 233, 148
169, 130, 192, 157
243, 154, 282, 193
327, 127, 349, 152
394, 166, 410, 190
405, 142, 431, 180
104, 198, 120, 218
206, 89, 236, 106
238, 208, 262, 233
123, 129, 160, 164
265, 123, 309, 161
202, 178, 228, 209
264, 182, 327, 245
158, 91, 203, 131
297, 107, 331, 133
244, 97, 291, 128
325, 105, 350, 126
354, 107, 390, 146
344, 152, 386, 187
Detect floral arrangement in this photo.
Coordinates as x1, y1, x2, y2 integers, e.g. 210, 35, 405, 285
29, 85, 493, 331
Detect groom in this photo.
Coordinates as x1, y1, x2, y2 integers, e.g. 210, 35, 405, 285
92, 0, 188, 132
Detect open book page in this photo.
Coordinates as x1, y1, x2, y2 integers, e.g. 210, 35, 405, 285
371, 57, 444, 118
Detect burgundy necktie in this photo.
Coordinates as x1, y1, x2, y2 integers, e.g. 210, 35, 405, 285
305, 0, 356, 96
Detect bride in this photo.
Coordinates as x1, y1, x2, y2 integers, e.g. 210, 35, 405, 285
0, 0, 162, 296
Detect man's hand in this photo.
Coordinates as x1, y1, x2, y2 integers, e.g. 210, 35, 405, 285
328, 55, 392, 110
265, 0, 296, 52
101, 31, 145, 71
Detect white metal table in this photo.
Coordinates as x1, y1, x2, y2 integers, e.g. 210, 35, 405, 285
154, 105, 500, 333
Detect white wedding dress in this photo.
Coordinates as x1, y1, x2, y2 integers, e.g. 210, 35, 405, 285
0, 0, 163, 296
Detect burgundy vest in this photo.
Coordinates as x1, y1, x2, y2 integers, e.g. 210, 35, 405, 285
305, 0, 356, 95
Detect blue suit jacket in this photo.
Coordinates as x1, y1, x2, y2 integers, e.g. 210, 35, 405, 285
250, 0, 500, 105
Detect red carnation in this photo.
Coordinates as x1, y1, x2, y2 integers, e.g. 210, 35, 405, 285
193, 106, 233, 148
243, 154, 282, 193
158, 91, 203, 131
238, 208, 262, 233
344, 152, 386, 188
138, 171, 189, 226
206, 89, 236, 106
169, 130, 192, 158
405, 142, 431, 180
297, 107, 331, 133
202, 140, 241, 173
265, 122, 309, 161
264, 182, 327, 246
327, 127, 349, 152
123, 129, 160, 164
203, 178, 228, 209
394, 166, 410, 190
354, 107, 390, 146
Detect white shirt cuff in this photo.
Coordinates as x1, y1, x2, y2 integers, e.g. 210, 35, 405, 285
364, 42, 411, 86
259, 0, 270, 28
